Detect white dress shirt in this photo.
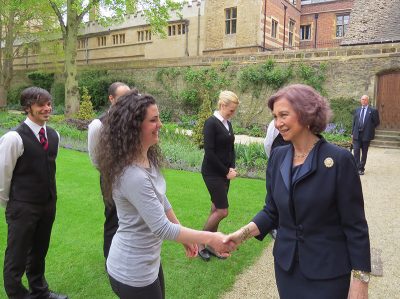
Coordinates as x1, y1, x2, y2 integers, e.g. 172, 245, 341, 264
213, 110, 230, 131
87, 118, 102, 169
264, 119, 279, 158
0, 118, 59, 207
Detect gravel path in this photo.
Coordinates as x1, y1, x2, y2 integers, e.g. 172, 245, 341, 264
221, 146, 400, 299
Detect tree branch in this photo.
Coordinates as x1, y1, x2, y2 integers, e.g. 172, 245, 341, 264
77, 0, 101, 23
48, 0, 66, 38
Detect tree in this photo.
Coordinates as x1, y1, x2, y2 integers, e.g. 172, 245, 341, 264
0, 0, 55, 108
48, 0, 183, 116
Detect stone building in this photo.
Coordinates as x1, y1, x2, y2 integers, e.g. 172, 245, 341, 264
300, 0, 354, 49
342, 0, 400, 45
9, 0, 361, 68
203, 0, 301, 55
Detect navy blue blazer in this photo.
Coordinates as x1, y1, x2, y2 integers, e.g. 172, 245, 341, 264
253, 138, 371, 280
351, 106, 380, 141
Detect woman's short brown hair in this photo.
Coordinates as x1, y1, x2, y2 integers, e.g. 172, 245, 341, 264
268, 84, 332, 134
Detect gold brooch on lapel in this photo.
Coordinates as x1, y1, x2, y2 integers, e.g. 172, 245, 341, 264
324, 157, 334, 168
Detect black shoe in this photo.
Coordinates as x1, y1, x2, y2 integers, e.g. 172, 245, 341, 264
206, 246, 227, 260
48, 291, 69, 299
198, 249, 211, 261
358, 170, 364, 175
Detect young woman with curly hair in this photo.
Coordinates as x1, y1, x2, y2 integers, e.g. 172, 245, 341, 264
96, 91, 232, 299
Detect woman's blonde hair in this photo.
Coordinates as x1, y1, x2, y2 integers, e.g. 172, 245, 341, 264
217, 90, 239, 109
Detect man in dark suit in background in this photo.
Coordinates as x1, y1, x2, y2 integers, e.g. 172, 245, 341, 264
351, 95, 380, 175
0, 87, 67, 299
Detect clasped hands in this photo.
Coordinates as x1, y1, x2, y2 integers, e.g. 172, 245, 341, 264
183, 230, 246, 258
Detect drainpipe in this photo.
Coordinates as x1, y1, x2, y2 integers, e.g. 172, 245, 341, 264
263, 0, 267, 51
314, 13, 318, 48
185, 20, 189, 56
282, 4, 287, 50
85, 37, 89, 64
197, 5, 200, 56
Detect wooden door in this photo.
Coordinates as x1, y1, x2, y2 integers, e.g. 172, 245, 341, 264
377, 72, 400, 130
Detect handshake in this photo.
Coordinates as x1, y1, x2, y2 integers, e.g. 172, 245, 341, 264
182, 224, 256, 258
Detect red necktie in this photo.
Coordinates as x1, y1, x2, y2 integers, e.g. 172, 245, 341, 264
39, 128, 48, 151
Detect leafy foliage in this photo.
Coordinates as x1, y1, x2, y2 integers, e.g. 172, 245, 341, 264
6, 84, 31, 107
183, 67, 231, 147
297, 63, 327, 94
329, 97, 359, 134
27, 71, 55, 92
238, 59, 293, 98
76, 87, 95, 120
77, 70, 136, 109
50, 81, 65, 107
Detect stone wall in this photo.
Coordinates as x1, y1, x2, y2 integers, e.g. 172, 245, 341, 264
343, 0, 400, 45
11, 42, 400, 124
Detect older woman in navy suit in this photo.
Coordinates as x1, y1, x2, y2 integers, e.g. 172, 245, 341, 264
226, 84, 371, 299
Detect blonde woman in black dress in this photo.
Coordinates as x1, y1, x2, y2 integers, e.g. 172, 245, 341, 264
198, 91, 240, 261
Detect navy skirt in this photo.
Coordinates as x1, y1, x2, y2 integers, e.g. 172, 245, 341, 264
275, 261, 351, 299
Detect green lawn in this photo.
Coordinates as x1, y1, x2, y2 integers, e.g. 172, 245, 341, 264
0, 148, 270, 299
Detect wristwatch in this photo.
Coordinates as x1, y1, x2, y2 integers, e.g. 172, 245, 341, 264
353, 270, 370, 283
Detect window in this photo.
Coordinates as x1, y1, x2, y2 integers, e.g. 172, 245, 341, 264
138, 30, 152, 42
112, 34, 126, 45
271, 19, 278, 38
290, 0, 297, 5
300, 25, 311, 40
97, 36, 107, 47
31, 43, 40, 55
77, 39, 87, 49
288, 20, 295, 46
336, 14, 350, 37
167, 23, 186, 36
225, 7, 237, 34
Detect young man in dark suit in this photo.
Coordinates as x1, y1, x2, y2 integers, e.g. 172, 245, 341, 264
0, 87, 67, 299
87, 82, 131, 260
351, 95, 380, 175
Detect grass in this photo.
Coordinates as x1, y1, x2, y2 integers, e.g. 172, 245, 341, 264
0, 148, 270, 299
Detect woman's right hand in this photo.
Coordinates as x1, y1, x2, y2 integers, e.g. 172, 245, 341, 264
208, 232, 235, 256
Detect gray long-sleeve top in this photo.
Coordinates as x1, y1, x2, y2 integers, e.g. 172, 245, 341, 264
107, 164, 181, 287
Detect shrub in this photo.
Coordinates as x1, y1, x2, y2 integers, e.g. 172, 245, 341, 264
76, 87, 96, 121
7, 84, 30, 107
329, 97, 359, 134
297, 63, 327, 95
238, 59, 293, 98
192, 97, 212, 148
0, 112, 25, 129
177, 114, 197, 129
77, 70, 137, 110
27, 71, 55, 91
51, 82, 65, 106
180, 89, 200, 112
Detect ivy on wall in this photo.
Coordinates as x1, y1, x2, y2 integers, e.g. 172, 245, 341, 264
155, 59, 328, 147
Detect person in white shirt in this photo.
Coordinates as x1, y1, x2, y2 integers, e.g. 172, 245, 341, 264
264, 119, 291, 159
87, 82, 131, 260
0, 87, 67, 299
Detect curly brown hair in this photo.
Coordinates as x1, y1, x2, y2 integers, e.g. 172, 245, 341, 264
96, 91, 163, 204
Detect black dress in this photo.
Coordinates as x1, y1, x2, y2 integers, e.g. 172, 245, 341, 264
201, 115, 235, 209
